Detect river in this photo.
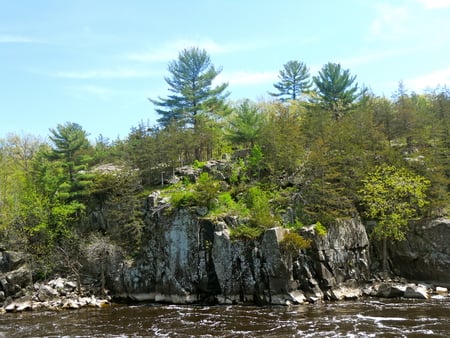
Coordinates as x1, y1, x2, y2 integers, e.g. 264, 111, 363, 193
0, 297, 449, 337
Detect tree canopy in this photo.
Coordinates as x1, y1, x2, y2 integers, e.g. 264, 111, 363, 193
313, 62, 360, 119
269, 60, 311, 101
149, 47, 229, 128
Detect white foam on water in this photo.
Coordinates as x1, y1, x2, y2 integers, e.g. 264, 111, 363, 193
356, 314, 407, 322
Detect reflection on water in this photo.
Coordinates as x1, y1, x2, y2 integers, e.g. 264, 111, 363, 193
0, 297, 449, 337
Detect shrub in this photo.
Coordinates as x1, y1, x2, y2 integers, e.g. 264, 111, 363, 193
314, 221, 327, 236
246, 186, 279, 228
285, 219, 304, 231
211, 192, 250, 217
193, 160, 206, 169
193, 172, 220, 208
229, 223, 264, 240
170, 188, 196, 207
280, 232, 311, 255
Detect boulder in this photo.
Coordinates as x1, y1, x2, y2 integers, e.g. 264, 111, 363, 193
1, 265, 32, 296
37, 285, 59, 302
404, 285, 429, 299
330, 280, 363, 300
0, 251, 27, 272
436, 286, 448, 295
375, 282, 406, 298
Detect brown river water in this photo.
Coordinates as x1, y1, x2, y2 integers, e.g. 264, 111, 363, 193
0, 297, 449, 337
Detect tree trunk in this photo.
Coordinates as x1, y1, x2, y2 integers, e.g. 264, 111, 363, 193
382, 237, 388, 275
100, 260, 106, 297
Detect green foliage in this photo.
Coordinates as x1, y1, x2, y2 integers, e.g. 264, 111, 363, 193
269, 60, 311, 101
211, 192, 250, 217
225, 100, 263, 148
247, 144, 264, 179
193, 160, 206, 169
259, 101, 306, 176
193, 172, 220, 209
360, 164, 430, 241
314, 221, 327, 236
167, 173, 221, 210
169, 188, 197, 207
280, 232, 311, 255
48, 122, 91, 183
246, 186, 279, 228
89, 168, 144, 253
313, 62, 360, 119
150, 47, 229, 129
285, 220, 304, 231
229, 223, 264, 240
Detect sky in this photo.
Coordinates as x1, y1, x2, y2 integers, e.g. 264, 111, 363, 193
1, 0, 450, 141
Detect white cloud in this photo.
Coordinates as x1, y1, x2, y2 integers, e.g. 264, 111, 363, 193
368, 3, 409, 40
216, 70, 278, 86
417, 0, 450, 8
126, 39, 255, 63
404, 67, 450, 91
52, 68, 158, 79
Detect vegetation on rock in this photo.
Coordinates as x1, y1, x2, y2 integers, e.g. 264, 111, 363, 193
0, 47, 449, 283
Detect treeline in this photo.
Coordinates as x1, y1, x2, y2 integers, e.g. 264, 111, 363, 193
0, 47, 449, 280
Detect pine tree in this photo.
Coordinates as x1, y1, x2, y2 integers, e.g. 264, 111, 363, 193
225, 100, 263, 148
313, 62, 360, 119
150, 47, 229, 129
269, 60, 311, 101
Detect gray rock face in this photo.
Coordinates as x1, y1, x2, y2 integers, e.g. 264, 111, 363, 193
296, 219, 370, 300
109, 196, 371, 304
387, 218, 450, 285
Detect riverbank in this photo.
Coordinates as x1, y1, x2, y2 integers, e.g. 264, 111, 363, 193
0, 276, 110, 314
1, 274, 448, 314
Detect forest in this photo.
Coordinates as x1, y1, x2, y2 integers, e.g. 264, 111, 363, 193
0, 47, 449, 280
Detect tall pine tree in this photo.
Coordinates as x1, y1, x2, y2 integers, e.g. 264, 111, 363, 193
150, 47, 229, 129
269, 60, 311, 101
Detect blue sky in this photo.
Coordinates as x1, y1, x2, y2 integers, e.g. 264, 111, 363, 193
1, 0, 450, 141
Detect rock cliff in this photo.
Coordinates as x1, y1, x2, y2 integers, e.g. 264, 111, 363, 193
386, 218, 450, 286
109, 193, 371, 304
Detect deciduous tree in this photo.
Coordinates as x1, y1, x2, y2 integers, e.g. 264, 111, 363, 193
360, 164, 430, 272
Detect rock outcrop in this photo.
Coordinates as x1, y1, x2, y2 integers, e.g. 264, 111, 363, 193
385, 218, 450, 286
109, 193, 371, 304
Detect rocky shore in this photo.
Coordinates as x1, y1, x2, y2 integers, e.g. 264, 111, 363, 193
1, 273, 448, 314
0, 275, 110, 314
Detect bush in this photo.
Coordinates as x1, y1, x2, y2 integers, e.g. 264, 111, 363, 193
229, 223, 264, 240
314, 221, 327, 236
211, 192, 250, 217
246, 186, 279, 228
285, 220, 304, 231
280, 232, 311, 256
193, 172, 220, 208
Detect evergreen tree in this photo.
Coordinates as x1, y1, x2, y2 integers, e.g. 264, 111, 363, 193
48, 122, 90, 183
269, 60, 311, 101
225, 100, 263, 148
313, 62, 360, 119
150, 47, 229, 128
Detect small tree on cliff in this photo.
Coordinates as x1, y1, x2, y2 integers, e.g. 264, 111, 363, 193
359, 164, 430, 273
